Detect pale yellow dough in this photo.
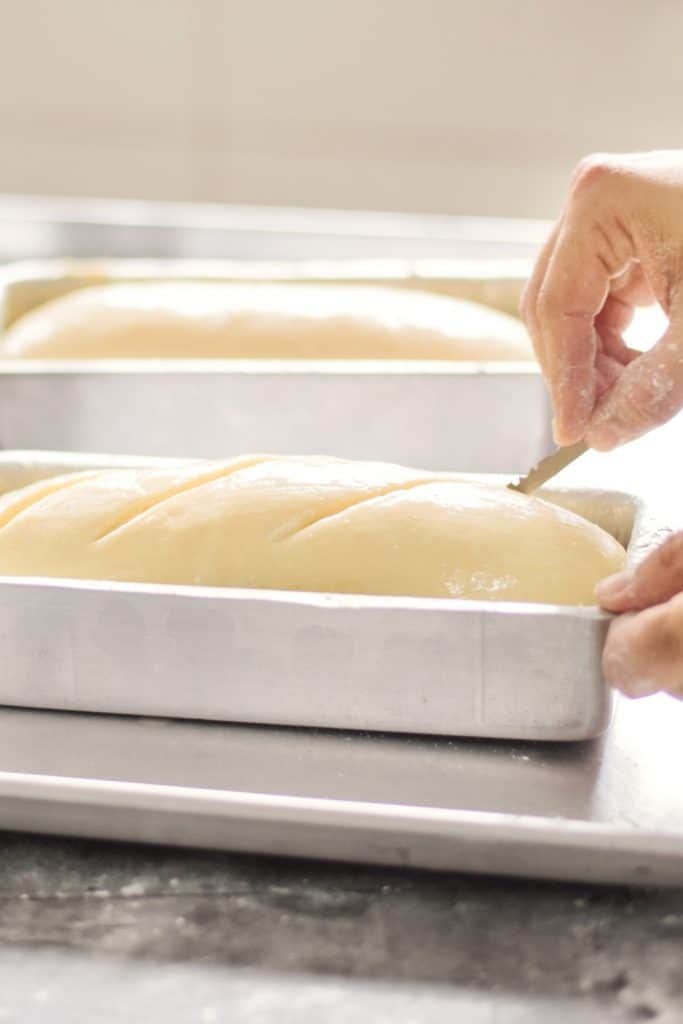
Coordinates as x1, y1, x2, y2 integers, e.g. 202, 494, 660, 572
0, 281, 533, 361
0, 455, 625, 604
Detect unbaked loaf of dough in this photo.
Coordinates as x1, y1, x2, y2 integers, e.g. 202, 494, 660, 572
0, 281, 533, 361
0, 455, 625, 604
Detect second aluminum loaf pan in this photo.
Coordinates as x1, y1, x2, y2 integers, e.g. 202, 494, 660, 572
0, 258, 549, 473
0, 450, 661, 742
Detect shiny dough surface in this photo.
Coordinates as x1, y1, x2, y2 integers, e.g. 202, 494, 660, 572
0, 455, 625, 604
0, 281, 533, 361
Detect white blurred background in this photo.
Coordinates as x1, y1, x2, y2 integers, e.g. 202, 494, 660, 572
0, 0, 680, 218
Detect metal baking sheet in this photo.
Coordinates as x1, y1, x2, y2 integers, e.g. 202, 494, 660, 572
0, 199, 678, 888
0, 259, 550, 473
0, 691, 681, 887
0, 450, 661, 743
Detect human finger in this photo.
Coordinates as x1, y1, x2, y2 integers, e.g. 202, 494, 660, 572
536, 228, 612, 445
520, 220, 562, 375
602, 594, 683, 698
585, 303, 683, 450
596, 530, 683, 612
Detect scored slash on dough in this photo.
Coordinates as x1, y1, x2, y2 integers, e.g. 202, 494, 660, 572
273, 477, 448, 542
0, 472, 101, 532
94, 455, 274, 543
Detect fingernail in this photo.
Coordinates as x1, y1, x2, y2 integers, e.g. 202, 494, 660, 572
595, 569, 634, 603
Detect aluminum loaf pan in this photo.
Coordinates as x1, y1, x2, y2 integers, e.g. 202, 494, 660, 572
0, 450, 659, 742
0, 259, 549, 473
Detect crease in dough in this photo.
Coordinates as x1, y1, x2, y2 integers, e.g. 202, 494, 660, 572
94, 454, 275, 542
0, 470, 101, 531
272, 475, 450, 542
0, 281, 534, 362
0, 454, 626, 605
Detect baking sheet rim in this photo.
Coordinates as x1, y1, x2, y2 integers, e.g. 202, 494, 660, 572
0, 766, 681, 884
0, 767, 674, 842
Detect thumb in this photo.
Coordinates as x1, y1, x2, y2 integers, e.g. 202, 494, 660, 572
586, 299, 683, 451
596, 530, 683, 612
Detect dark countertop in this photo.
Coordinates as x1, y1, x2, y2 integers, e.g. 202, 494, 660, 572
0, 831, 681, 1022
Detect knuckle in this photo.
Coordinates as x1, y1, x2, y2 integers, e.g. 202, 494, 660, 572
571, 153, 618, 196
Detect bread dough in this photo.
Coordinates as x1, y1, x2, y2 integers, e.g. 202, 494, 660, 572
0, 455, 625, 604
0, 281, 533, 361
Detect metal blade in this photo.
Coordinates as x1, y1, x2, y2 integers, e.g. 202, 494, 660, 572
508, 440, 589, 494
